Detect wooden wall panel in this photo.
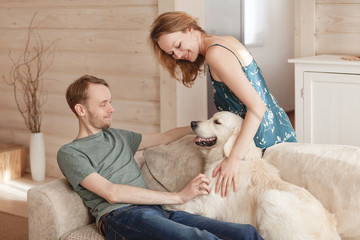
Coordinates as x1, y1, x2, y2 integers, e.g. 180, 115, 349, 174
0, 0, 159, 178
0, 108, 27, 130
294, 0, 315, 57
314, 0, 360, 55
296, 0, 360, 56
316, 4, 360, 33
316, 0, 360, 3
0, 51, 157, 77
0, 0, 157, 7
0, 7, 156, 29
0, 89, 159, 124
0, 29, 151, 53
316, 33, 360, 54
1, 70, 159, 102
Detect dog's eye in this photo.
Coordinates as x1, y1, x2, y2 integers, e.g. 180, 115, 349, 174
214, 119, 221, 125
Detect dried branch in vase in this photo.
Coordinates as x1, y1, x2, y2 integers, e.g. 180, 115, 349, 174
3, 13, 56, 133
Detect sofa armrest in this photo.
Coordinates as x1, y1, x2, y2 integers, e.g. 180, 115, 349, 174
28, 178, 94, 240
263, 142, 360, 239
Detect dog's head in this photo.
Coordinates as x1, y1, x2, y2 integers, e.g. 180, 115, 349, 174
191, 111, 245, 158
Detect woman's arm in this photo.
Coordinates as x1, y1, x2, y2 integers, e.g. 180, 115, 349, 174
206, 45, 267, 197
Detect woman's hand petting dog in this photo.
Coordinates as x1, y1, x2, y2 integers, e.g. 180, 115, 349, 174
178, 173, 210, 204
213, 157, 240, 198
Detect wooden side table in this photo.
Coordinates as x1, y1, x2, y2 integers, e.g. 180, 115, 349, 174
0, 144, 26, 181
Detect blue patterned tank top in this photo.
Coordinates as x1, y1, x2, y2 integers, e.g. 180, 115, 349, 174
209, 44, 297, 149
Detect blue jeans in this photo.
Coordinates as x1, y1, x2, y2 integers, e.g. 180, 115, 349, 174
101, 205, 263, 240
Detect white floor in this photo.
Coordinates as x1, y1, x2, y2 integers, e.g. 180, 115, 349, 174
0, 173, 56, 218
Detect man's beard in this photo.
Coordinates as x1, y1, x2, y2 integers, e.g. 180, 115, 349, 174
88, 112, 111, 130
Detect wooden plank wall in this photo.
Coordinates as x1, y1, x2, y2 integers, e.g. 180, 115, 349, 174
315, 0, 360, 55
0, 0, 159, 177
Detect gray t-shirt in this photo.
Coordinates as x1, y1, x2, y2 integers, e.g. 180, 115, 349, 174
57, 128, 147, 227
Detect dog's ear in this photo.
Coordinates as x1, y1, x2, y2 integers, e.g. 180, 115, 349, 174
223, 128, 240, 157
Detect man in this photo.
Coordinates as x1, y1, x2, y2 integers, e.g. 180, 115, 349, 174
57, 75, 264, 240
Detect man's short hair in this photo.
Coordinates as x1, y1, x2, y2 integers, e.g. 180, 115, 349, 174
66, 75, 109, 115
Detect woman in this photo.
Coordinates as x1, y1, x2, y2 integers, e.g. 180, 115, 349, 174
149, 11, 297, 198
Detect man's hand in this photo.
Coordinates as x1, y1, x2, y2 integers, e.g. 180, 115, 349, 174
178, 173, 210, 204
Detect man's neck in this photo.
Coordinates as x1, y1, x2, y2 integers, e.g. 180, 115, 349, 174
76, 122, 102, 139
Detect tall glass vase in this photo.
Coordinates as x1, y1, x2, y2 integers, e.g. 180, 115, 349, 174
30, 132, 46, 181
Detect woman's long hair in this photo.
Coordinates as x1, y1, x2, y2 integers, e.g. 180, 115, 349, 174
149, 11, 207, 87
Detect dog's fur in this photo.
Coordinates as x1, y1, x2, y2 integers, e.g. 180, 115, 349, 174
165, 111, 340, 240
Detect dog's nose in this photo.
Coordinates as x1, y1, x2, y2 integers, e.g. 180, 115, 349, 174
191, 121, 198, 129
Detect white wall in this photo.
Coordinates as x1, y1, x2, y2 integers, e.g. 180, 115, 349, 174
206, 0, 242, 39
174, 0, 208, 125
246, 0, 295, 111
206, 0, 295, 113
158, 0, 208, 131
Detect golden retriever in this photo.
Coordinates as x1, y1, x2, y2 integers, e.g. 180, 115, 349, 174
165, 111, 340, 240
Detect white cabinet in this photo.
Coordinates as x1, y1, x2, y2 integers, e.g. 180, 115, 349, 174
289, 55, 360, 146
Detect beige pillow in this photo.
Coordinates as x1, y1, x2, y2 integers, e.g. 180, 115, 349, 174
141, 134, 204, 192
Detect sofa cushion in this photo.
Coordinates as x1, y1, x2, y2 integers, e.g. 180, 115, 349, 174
263, 142, 360, 239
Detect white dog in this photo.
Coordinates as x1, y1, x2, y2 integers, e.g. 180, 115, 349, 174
165, 111, 340, 240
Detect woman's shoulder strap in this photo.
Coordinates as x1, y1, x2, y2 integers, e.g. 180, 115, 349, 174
207, 43, 243, 67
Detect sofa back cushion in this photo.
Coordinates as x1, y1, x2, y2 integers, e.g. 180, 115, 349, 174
141, 134, 204, 192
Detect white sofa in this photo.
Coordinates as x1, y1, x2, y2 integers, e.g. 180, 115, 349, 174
28, 136, 360, 240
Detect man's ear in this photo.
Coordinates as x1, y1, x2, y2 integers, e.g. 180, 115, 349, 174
223, 128, 240, 157
74, 103, 86, 117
